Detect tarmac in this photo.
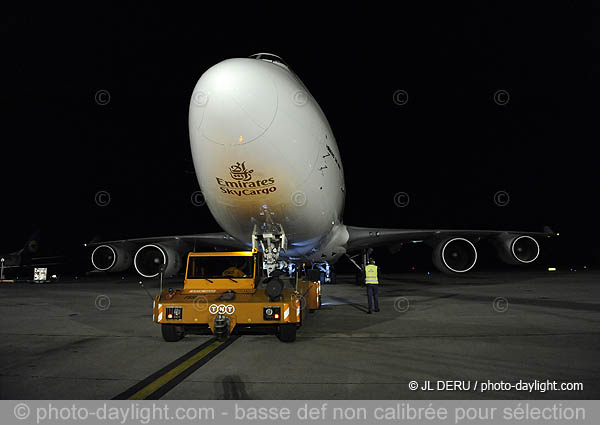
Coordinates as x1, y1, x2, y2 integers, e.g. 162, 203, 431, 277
0, 270, 598, 399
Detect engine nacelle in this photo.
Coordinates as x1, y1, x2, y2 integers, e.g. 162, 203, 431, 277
432, 237, 478, 274
91, 244, 133, 272
494, 234, 540, 265
134, 243, 183, 278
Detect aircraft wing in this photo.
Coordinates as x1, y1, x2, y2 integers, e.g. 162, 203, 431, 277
88, 232, 248, 251
344, 225, 556, 273
345, 225, 556, 251
1, 230, 41, 267
88, 232, 250, 277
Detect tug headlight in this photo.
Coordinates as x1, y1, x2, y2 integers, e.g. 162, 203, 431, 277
166, 306, 182, 320
263, 306, 281, 321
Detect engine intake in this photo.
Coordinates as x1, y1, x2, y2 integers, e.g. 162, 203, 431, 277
495, 235, 540, 265
91, 244, 133, 272
134, 244, 182, 278
432, 237, 478, 274
512, 236, 540, 263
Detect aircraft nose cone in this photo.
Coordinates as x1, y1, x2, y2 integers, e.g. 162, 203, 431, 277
189, 58, 278, 146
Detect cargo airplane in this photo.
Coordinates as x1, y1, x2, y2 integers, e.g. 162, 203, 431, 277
90, 53, 554, 282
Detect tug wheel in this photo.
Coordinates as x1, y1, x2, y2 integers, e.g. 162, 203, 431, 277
277, 324, 296, 342
161, 324, 184, 342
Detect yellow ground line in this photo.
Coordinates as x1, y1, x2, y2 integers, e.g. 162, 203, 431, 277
128, 340, 224, 400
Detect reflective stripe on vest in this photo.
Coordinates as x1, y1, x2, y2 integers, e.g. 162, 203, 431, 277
365, 265, 378, 284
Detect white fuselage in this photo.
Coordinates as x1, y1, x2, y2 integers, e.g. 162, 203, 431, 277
189, 58, 349, 262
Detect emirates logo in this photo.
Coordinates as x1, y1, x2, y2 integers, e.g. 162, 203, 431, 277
229, 161, 254, 181
216, 161, 276, 197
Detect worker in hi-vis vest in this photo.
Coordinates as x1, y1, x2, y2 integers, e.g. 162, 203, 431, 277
364, 258, 380, 314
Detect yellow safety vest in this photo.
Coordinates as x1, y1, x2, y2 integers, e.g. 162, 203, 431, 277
365, 265, 378, 284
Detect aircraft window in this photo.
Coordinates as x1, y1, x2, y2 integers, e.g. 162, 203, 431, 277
249, 53, 290, 68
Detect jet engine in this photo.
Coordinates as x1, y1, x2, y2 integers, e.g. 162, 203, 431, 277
494, 234, 540, 265
133, 243, 183, 278
432, 237, 478, 274
91, 244, 133, 272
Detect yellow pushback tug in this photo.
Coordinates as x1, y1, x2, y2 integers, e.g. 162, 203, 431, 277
152, 249, 321, 342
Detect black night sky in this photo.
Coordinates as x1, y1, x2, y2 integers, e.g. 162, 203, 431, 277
2, 4, 598, 271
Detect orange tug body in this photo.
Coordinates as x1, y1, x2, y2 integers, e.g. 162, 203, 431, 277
152, 250, 321, 342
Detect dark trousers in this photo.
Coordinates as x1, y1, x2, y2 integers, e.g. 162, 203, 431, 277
366, 284, 379, 311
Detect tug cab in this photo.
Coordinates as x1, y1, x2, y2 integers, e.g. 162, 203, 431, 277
152, 249, 321, 342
